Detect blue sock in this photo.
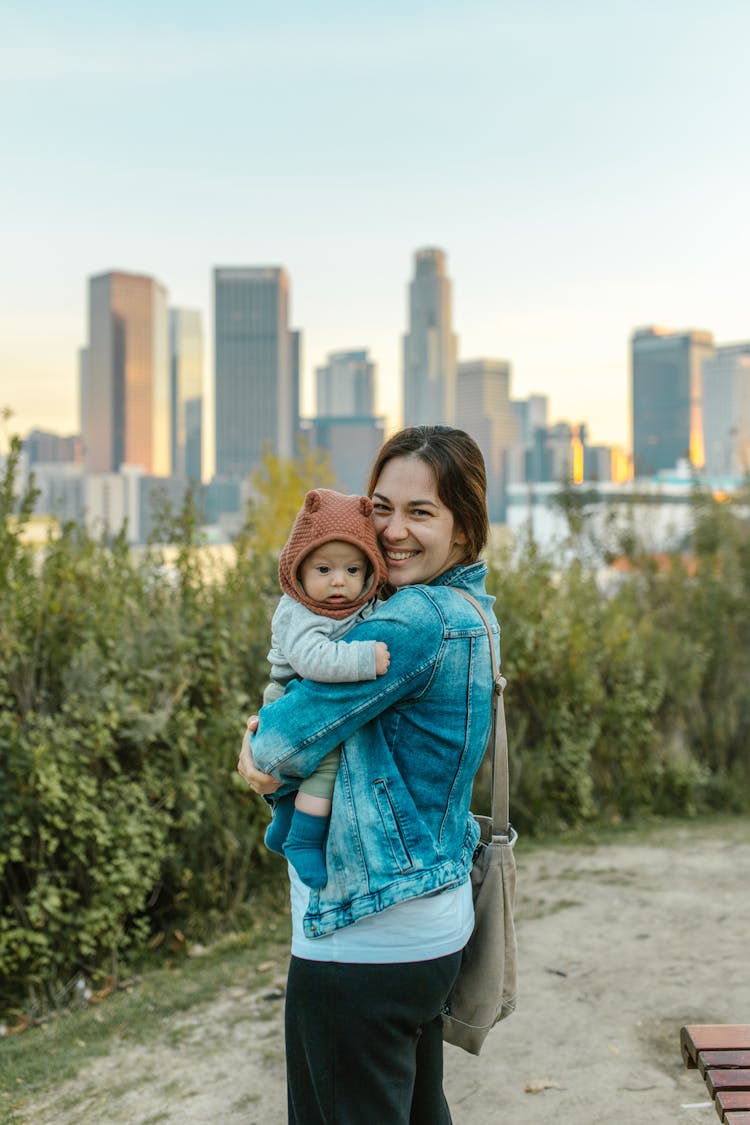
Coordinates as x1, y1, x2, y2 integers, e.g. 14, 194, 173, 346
284, 810, 329, 889
264, 792, 296, 856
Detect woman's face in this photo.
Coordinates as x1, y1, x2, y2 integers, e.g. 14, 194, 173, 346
370, 455, 467, 588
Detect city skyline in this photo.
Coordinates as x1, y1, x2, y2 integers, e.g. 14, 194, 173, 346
3, 1, 750, 452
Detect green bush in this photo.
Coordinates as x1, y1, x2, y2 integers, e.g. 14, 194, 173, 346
487, 487, 750, 832
0, 441, 276, 1017
487, 545, 603, 831
2, 435, 750, 1019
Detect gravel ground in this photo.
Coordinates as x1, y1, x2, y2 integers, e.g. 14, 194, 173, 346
20, 819, 750, 1124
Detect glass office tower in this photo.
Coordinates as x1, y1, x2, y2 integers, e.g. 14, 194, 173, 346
83, 271, 170, 475
631, 326, 714, 478
402, 248, 457, 427
310, 348, 381, 494
316, 349, 375, 416
213, 267, 298, 480
169, 308, 204, 481
702, 343, 750, 476
455, 358, 518, 522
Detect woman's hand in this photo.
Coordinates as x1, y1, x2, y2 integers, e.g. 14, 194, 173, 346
237, 716, 282, 796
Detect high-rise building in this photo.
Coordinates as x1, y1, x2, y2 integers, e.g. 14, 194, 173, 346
583, 444, 616, 483
702, 342, 750, 476
631, 326, 714, 478
169, 308, 203, 482
78, 346, 89, 453
82, 271, 170, 474
290, 329, 301, 446
316, 349, 375, 416
213, 267, 298, 480
308, 348, 381, 493
509, 394, 549, 483
403, 248, 457, 427
455, 359, 518, 522
511, 394, 549, 447
23, 429, 82, 465
306, 416, 386, 495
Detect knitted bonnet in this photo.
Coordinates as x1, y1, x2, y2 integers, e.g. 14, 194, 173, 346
279, 488, 388, 619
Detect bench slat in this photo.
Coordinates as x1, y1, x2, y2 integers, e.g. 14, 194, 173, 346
707, 1070, 750, 1097
724, 1113, 750, 1125
683, 1027, 750, 1068
700, 1052, 750, 1077
717, 1090, 750, 1114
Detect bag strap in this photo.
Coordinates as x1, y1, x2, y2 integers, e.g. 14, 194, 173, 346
456, 589, 510, 836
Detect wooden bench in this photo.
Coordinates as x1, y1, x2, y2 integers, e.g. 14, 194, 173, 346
681, 1025, 750, 1123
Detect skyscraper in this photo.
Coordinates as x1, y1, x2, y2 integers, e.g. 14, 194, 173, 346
510, 394, 549, 483
316, 349, 375, 416
511, 394, 549, 448
702, 342, 750, 476
169, 308, 203, 481
307, 416, 386, 495
290, 329, 301, 447
309, 348, 383, 493
455, 359, 518, 522
78, 346, 89, 454
213, 267, 298, 480
82, 271, 170, 474
403, 248, 457, 427
631, 326, 714, 478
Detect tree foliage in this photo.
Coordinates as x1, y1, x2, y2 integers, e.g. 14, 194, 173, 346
243, 440, 335, 556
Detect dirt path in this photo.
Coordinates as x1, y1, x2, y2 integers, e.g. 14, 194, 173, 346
22, 820, 750, 1124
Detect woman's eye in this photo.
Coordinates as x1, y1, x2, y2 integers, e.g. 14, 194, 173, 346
372, 504, 390, 514
412, 508, 430, 517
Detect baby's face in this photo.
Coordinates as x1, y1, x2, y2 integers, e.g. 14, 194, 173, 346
299, 541, 369, 606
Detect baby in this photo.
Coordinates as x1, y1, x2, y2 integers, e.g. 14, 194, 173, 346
262, 488, 389, 888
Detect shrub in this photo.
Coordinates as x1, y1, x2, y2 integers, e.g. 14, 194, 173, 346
2, 437, 749, 1018
0, 446, 276, 1016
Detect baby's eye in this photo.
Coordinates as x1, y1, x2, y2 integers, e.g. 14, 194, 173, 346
347, 566, 362, 575
317, 566, 330, 574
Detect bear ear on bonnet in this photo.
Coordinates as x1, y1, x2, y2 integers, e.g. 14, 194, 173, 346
304, 490, 322, 513
358, 496, 373, 517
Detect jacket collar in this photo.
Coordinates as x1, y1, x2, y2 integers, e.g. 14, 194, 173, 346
428, 560, 488, 588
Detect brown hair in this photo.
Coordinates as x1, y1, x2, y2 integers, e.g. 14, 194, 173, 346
366, 426, 489, 563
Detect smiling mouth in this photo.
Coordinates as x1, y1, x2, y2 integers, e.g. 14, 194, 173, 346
385, 550, 419, 561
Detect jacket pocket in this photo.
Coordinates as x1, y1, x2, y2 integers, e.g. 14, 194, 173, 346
373, 779, 414, 873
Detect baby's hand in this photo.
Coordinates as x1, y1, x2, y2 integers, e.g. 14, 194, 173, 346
375, 642, 390, 676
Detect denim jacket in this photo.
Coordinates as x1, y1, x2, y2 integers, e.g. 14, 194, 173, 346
252, 561, 500, 939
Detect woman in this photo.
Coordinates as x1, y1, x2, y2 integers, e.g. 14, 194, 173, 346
238, 425, 499, 1125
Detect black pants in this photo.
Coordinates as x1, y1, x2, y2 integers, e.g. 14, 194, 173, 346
285, 952, 462, 1125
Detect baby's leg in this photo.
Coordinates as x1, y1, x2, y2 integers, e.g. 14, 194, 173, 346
265, 792, 296, 856
284, 748, 340, 889
295, 791, 332, 817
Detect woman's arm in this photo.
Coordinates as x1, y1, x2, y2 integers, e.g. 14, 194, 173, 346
251, 589, 444, 782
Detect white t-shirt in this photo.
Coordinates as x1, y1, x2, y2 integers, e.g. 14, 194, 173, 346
289, 866, 474, 964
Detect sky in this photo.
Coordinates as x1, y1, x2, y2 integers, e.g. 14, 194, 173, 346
2, 0, 749, 464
